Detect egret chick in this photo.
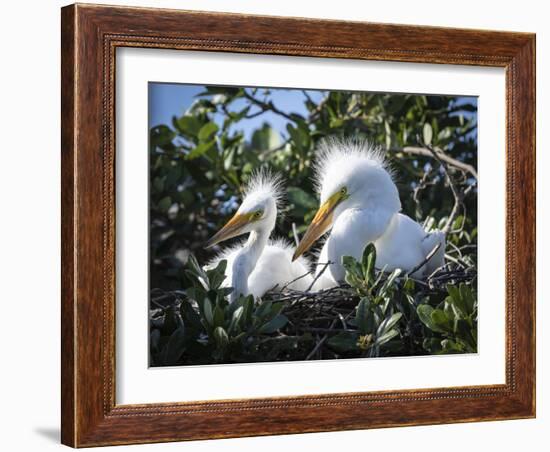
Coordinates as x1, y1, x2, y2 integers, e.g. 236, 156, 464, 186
206, 170, 313, 302
293, 139, 445, 287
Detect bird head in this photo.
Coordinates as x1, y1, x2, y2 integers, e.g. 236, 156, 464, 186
292, 138, 401, 261
205, 169, 283, 249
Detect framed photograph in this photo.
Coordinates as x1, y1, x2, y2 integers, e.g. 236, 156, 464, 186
61, 3, 536, 447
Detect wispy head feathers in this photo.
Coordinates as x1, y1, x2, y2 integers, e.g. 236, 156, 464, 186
243, 167, 285, 209
312, 137, 393, 196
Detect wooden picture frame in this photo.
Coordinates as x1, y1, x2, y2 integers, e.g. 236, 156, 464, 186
61, 3, 536, 447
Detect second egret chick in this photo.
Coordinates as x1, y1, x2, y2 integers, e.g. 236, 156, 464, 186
293, 139, 446, 288
205, 170, 313, 302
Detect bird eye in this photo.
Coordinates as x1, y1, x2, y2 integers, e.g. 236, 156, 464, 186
340, 187, 347, 195
253, 210, 263, 219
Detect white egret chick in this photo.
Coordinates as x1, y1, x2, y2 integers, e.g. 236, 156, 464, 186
205, 170, 313, 302
293, 139, 446, 287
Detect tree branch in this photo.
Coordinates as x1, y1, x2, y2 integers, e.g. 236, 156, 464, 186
392, 145, 478, 180
243, 91, 296, 122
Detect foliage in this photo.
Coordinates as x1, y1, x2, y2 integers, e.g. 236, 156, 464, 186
148, 84, 478, 365
150, 255, 308, 366
326, 244, 403, 358
150, 244, 476, 366
417, 283, 477, 354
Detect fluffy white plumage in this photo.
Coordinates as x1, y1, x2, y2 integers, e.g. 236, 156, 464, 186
209, 238, 312, 300
206, 169, 312, 302
296, 138, 446, 289
313, 138, 395, 204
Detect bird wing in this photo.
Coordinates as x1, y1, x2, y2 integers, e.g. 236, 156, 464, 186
247, 240, 313, 297
375, 213, 445, 277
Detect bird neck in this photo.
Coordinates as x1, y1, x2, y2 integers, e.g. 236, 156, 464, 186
229, 226, 271, 302
243, 226, 271, 266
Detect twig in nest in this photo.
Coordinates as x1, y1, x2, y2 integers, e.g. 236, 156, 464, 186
306, 261, 332, 291
277, 269, 315, 294
306, 318, 337, 360
406, 243, 442, 277
305, 311, 354, 360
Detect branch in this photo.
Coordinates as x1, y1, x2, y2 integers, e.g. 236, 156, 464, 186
306, 261, 332, 292
422, 143, 464, 234
243, 91, 296, 122
406, 243, 442, 277
305, 310, 354, 360
393, 146, 478, 180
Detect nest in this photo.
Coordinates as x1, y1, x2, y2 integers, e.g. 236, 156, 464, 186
150, 257, 476, 363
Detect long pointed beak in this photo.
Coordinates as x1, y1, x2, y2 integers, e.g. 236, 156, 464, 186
292, 192, 342, 261
205, 213, 252, 249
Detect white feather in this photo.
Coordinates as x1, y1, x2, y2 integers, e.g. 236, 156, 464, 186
207, 169, 313, 301
309, 138, 446, 285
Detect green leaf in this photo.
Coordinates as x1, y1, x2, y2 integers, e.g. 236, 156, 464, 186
329, 118, 344, 128
213, 327, 229, 349
152, 176, 165, 193
228, 306, 244, 334
198, 122, 219, 141
205, 259, 227, 290
327, 332, 359, 353
258, 314, 288, 334
431, 309, 453, 332
454, 319, 476, 351
361, 243, 377, 284
251, 124, 280, 150
286, 123, 310, 151
356, 298, 369, 335
187, 254, 208, 281
254, 301, 273, 320
423, 122, 433, 145
384, 95, 407, 114
202, 297, 213, 326
378, 268, 401, 296
459, 283, 476, 315
160, 325, 186, 365
343, 255, 362, 279
241, 295, 254, 326
269, 302, 285, 317
150, 125, 176, 147
403, 277, 415, 294
157, 196, 172, 212
180, 300, 204, 331
213, 305, 225, 328
187, 139, 216, 160
375, 328, 399, 346
447, 285, 461, 304
417, 304, 444, 333
175, 115, 202, 137
377, 312, 402, 337
343, 255, 364, 289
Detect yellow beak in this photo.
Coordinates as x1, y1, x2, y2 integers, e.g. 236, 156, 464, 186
205, 213, 253, 249
292, 191, 344, 261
